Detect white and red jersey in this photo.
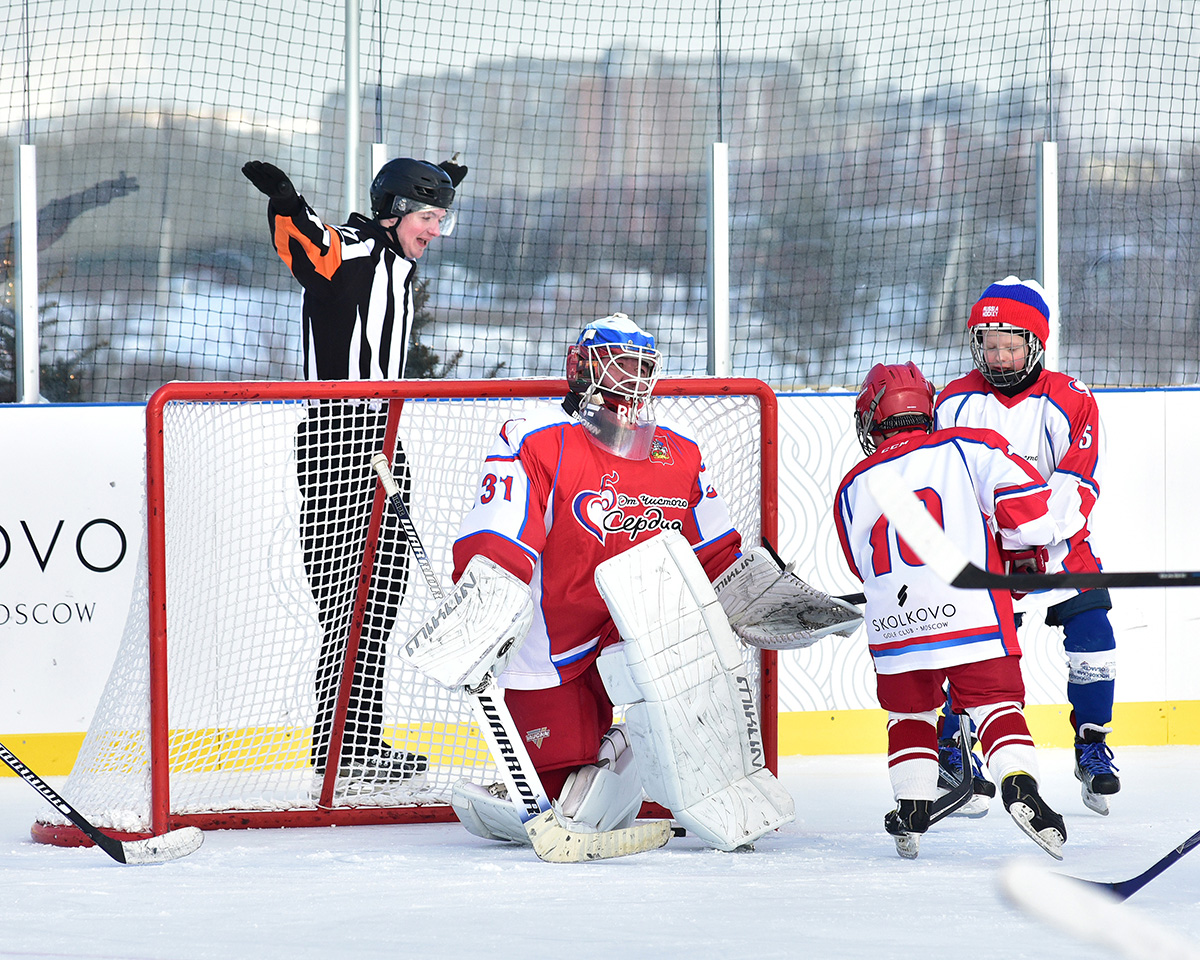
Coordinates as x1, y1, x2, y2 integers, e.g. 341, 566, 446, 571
934, 369, 1103, 547
834, 427, 1060, 675
453, 404, 742, 690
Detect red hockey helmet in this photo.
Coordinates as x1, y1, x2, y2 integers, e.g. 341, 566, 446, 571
854, 362, 935, 454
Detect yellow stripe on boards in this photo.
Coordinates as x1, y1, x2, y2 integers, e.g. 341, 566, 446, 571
777, 700, 1200, 755
7, 701, 1200, 775
0, 723, 494, 776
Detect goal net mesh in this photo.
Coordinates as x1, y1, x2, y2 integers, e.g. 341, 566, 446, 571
39, 379, 771, 835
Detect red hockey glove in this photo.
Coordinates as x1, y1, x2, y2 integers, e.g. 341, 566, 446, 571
1001, 545, 1049, 600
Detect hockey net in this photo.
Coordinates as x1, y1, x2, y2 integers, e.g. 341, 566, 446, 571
33, 378, 777, 843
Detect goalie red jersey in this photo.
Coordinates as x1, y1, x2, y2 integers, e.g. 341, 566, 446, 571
453, 405, 742, 690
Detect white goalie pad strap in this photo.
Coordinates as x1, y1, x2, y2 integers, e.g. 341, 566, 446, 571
401, 555, 534, 689
450, 781, 532, 845
713, 548, 863, 649
594, 531, 795, 851
553, 725, 644, 833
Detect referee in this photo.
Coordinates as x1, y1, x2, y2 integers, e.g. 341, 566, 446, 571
243, 156, 466, 788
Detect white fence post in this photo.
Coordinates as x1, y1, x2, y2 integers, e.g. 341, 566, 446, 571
14, 143, 40, 404
707, 142, 731, 377
1036, 141, 1060, 370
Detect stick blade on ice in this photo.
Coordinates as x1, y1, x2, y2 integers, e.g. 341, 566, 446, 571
119, 826, 204, 864
999, 859, 1200, 960
526, 809, 672, 863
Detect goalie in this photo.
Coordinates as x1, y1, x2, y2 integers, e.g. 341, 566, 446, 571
411, 313, 860, 852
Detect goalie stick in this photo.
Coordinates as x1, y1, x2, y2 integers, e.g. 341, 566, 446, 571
0, 740, 202, 865
865, 466, 1200, 591
370, 454, 670, 863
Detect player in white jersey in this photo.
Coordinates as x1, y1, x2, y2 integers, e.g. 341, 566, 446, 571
935, 276, 1120, 815
834, 362, 1067, 859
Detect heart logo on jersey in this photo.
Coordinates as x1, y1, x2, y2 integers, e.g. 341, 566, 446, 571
572, 471, 621, 545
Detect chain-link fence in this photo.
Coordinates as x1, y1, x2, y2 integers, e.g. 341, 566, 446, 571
3, 0, 1198, 401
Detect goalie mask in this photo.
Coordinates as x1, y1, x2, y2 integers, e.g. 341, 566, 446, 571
565, 313, 661, 460
968, 276, 1049, 389
854, 362, 935, 455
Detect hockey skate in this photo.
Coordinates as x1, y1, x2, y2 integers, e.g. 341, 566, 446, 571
937, 737, 995, 818
1001, 772, 1066, 860
884, 799, 931, 860
452, 781, 531, 843
1074, 723, 1120, 816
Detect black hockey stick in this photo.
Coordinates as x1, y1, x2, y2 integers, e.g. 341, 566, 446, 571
1072, 827, 1200, 900
928, 719, 975, 825
0, 740, 202, 864
865, 467, 1200, 591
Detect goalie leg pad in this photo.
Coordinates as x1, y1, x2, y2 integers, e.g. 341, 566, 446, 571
713, 547, 862, 649
450, 780, 532, 845
594, 531, 795, 851
553, 725, 644, 833
402, 555, 534, 689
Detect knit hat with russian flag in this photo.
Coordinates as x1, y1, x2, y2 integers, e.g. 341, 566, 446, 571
967, 275, 1050, 347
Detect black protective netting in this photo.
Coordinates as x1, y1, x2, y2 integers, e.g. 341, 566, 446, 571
2, 0, 1198, 400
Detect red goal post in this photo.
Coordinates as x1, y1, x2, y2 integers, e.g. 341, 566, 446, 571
33, 377, 778, 844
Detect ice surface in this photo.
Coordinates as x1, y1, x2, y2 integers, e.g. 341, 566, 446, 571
2, 748, 1197, 959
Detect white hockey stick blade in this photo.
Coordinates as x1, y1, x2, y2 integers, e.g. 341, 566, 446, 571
865, 466, 1200, 591
999, 858, 1200, 960
525, 809, 672, 863
864, 466, 973, 585
118, 827, 205, 865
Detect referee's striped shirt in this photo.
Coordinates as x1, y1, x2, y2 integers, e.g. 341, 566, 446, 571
268, 201, 416, 380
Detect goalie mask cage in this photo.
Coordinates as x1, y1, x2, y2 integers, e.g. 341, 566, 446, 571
32, 378, 778, 845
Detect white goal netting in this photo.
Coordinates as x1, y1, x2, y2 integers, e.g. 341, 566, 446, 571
39, 378, 773, 837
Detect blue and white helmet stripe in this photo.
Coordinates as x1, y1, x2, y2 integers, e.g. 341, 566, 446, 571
576, 313, 656, 352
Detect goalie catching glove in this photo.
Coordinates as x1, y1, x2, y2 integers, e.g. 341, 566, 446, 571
400, 555, 534, 689
714, 547, 862, 649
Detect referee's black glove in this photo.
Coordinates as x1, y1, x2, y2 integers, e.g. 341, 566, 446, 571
242, 161, 299, 204
439, 158, 468, 187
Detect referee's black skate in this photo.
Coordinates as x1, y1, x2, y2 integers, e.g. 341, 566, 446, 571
884, 799, 931, 860
1001, 772, 1066, 860
1074, 723, 1120, 816
340, 744, 429, 783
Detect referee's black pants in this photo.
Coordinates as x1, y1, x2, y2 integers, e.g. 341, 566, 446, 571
296, 401, 411, 772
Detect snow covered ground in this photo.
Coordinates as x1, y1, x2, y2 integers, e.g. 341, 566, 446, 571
1, 747, 1198, 960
